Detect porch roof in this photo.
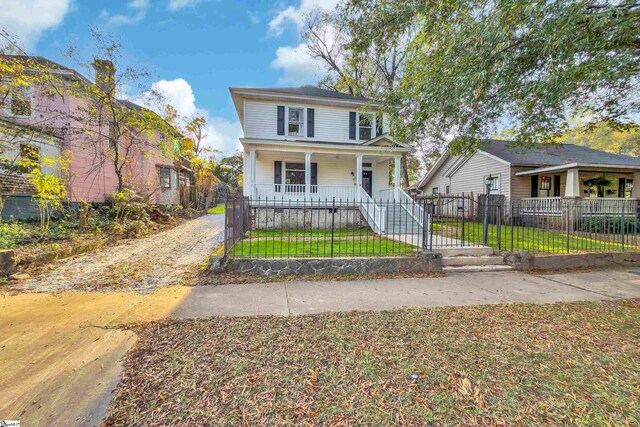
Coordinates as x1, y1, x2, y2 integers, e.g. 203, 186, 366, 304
515, 162, 640, 176
240, 137, 411, 155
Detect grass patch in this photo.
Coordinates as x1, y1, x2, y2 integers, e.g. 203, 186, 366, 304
207, 203, 225, 214
231, 235, 416, 257
248, 227, 375, 238
434, 221, 639, 253
107, 299, 640, 426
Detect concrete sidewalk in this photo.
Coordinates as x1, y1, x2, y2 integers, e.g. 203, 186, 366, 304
172, 269, 640, 318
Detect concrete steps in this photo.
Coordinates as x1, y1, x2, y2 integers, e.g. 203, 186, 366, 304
443, 264, 514, 273
442, 255, 505, 267
437, 247, 495, 257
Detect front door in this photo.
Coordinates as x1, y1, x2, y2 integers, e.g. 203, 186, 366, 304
362, 170, 373, 197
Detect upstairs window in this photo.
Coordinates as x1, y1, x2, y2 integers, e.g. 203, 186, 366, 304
10, 85, 32, 117
288, 107, 304, 137
432, 187, 439, 195
359, 113, 373, 140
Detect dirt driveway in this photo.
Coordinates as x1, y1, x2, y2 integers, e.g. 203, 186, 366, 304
0, 214, 224, 426
17, 214, 225, 292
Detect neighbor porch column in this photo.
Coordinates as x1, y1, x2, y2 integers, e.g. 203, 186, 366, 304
394, 156, 401, 190
305, 152, 312, 200
249, 149, 257, 199
633, 171, 640, 199
564, 168, 580, 198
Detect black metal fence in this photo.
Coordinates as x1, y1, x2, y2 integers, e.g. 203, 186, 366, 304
224, 195, 640, 258
224, 196, 423, 258
421, 194, 640, 254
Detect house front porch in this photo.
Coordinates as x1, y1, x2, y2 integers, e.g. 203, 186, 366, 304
514, 165, 640, 215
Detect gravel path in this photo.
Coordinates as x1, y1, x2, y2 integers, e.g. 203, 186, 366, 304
18, 214, 225, 293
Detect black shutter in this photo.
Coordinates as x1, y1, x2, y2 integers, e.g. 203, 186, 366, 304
376, 115, 383, 136
349, 112, 356, 140
274, 161, 282, 192
307, 108, 314, 137
553, 175, 561, 197
619, 178, 626, 198
277, 106, 285, 135
311, 162, 317, 193
530, 175, 538, 197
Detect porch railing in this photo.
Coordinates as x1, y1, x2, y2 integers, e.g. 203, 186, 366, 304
255, 183, 357, 201
520, 197, 638, 215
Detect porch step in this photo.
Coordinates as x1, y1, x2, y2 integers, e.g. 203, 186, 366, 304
443, 264, 514, 273
436, 247, 495, 257
442, 256, 505, 267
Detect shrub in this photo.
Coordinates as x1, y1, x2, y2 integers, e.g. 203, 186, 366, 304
125, 220, 149, 238
577, 216, 640, 234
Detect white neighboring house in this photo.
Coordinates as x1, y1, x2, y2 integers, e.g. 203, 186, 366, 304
230, 86, 422, 233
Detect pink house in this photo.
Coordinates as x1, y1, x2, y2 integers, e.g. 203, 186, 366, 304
0, 55, 192, 218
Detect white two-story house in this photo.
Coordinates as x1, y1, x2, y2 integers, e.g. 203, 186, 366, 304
229, 86, 422, 233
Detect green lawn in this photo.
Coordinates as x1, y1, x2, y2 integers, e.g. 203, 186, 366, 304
207, 203, 225, 214
107, 299, 640, 426
231, 235, 416, 257
433, 221, 639, 253
248, 227, 375, 238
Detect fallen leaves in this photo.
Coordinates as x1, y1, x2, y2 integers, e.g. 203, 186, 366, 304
107, 299, 640, 426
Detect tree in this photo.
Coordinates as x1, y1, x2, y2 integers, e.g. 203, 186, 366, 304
334, 0, 639, 156
216, 152, 243, 191
304, 9, 414, 186
556, 120, 640, 157
64, 30, 175, 193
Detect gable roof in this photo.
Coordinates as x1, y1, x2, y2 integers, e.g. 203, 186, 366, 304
230, 86, 369, 102
482, 139, 640, 167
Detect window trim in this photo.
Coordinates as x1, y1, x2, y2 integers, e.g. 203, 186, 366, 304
358, 112, 374, 141
159, 166, 172, 190
432, 187, 439, 195
3, 83, 34, 119
286, 106, 305, 138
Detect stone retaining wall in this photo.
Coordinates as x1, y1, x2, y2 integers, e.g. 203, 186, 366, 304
210, 252, 442, 276
504, 251, 640, 270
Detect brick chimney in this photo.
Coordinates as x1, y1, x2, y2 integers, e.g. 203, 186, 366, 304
93, 59, 115, 97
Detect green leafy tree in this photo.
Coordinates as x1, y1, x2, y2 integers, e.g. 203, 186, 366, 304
556, 120, 640, 157
336, 0, 639, 155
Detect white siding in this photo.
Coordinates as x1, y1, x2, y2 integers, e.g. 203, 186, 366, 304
422, 152, 511, 197
244, 99, 384, 144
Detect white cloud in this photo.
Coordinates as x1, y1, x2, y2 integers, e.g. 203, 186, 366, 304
168, 0, 206, 11
0, 0, 71, 51
268, 0, 339, 37
271, 43, 324, 86
141, 78, 242, 156
100, 0, 149, 26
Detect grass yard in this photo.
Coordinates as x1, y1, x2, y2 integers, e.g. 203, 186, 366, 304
248, 227, 375, 238
207, 203, 226, 214
231, 234, 416, 257
107, 299, 640, 426
434, 221, 639, 253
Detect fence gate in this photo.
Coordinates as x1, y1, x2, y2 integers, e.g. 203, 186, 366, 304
223, 196, 250, 256
419, 194, 506, 250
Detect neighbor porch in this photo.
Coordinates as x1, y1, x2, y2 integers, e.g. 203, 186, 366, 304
514, 165, 640, 215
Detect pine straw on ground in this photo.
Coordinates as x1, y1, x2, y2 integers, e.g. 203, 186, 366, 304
106, 299, 640, 426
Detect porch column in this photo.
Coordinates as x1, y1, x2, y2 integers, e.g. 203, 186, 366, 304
356, 154, 363, 190
394, 156, 401, 190
564, 168, 580, 198
305, 152, 312, 200
633, 172, 640, 199
249, 149, 256, 199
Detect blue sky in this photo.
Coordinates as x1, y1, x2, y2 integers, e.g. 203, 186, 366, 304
0, 0, 337, 155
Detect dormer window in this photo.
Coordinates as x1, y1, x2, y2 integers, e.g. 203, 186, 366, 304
288, 107, 304, 137
358, 113, 373, 140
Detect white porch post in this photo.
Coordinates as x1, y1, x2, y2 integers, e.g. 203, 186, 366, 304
633, 171, 640, 198
356, 154, 363, 189
394, 156, 401, 190
305, 152, 312, 200
565, 168, 580, 198
249, 149, 256, 199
